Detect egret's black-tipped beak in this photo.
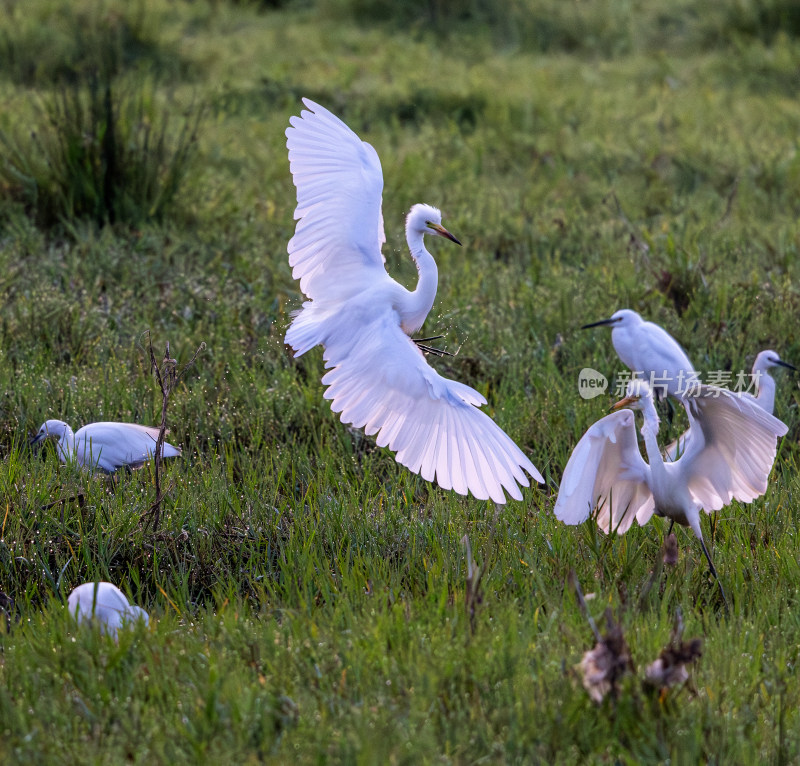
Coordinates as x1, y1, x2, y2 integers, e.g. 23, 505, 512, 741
777, 359, 798, 372
29, 432, 45, 447
428, 222, 462, 246
581, 317, 621, 330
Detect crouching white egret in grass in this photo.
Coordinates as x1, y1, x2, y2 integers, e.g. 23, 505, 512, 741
68, 582, 148, 640
582, 309, 697, 400
31, 419, 181, 473
665, 349, 795, 460
283, 98, 542, 503
554, 379, 788, 604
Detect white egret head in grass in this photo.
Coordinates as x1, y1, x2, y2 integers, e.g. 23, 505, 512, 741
31, 419, 181, 473
554, 378, 788, 607
67, 582, 149, 640
283, 98, 542, 504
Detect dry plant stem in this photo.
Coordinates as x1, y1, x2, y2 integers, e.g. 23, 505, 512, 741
461, 504, 501, 639
569, 569, 602, 643
143, 334, 205, 532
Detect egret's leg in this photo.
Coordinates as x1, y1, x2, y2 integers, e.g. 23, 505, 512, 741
698, 535, 728, 611
666, 519, 675, 537
689, 515, 728, 610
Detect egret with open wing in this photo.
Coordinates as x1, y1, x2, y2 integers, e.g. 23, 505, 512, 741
554, 379, 788, 602
665, 349, 795, 459
284, 99, 542, 503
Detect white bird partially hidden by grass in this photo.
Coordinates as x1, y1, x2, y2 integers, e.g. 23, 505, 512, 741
665, 349, 795, 460
283, 98, 542, 503
582, 309, 697, 400
744, 349, 797, 414
67, 582, 149, 640
31, 419, 181, 473
554, 379, 788, 603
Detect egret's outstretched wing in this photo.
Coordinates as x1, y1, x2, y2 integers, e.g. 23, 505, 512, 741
75, 422, 181, 472
286, 98, 386, 301
677, 386, 788, 511
319, 310, 542, 503
664, 388, 773, 462
554, 410, 654, 534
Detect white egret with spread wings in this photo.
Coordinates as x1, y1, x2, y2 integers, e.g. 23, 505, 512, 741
284, 99, 542, 503
554, 379, 787, 603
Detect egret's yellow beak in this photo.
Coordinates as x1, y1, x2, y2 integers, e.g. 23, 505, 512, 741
427, 222, 462, 246
611, 395, 639, 411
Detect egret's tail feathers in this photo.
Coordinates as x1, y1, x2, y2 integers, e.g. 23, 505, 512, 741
160, 442, 182, 459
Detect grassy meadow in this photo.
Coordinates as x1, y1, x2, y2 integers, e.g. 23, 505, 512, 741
1, 0, 800, 761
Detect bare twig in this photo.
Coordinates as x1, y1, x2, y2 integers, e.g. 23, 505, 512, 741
568, 569, 602, 643
461, 504, 501, 638
142, 334, 205, 532
461, 533, 483, 636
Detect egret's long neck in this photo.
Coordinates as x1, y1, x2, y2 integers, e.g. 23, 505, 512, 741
402, 230, 438, 334
638, 402, 666, 479
57, 426, 76, 464
754, 369, 776, 414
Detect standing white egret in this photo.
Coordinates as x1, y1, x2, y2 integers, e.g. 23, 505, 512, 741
284, 98, 542, 503
745, 350, 797, 414
582, 309, 697, 399
665, 349, 795, 460
67, 582, 149, 639
31, 419, 181, 473
554, 379, 788, 601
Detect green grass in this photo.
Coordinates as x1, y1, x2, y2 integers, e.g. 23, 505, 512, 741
1, 0, 800, 762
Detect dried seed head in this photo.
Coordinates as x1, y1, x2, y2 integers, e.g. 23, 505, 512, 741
579, 610, 633, 703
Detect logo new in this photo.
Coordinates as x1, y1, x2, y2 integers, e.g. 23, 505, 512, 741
578, 368, 608, 399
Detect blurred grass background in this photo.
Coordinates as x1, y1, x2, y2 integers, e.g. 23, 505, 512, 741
1, 0, 799, 762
